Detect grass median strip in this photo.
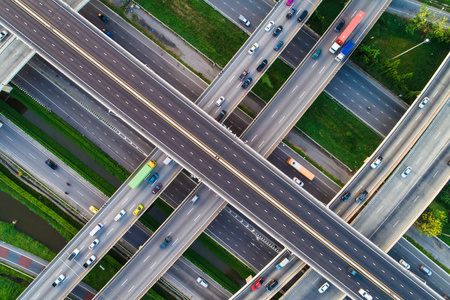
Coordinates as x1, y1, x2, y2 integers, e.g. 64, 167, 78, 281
0, 92, 116, 197
0, 264, 33, 300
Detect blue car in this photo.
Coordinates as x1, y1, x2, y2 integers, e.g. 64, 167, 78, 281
160, 236, 171, 249
102, 29, 113, 38
274, 40, 284, 51
148, 173, 159, 184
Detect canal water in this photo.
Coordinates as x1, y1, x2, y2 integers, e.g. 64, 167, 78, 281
0, 189, 67, 252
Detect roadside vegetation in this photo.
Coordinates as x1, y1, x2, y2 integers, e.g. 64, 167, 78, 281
0, 164, 80, 240
404, 235, 450, 275
0, 264, 33, 300
140, 199, 254, 293
11, 87, 130, 182
0, 90, 117, 196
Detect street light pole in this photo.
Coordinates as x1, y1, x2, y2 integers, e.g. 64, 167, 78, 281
390, 38, 430, 61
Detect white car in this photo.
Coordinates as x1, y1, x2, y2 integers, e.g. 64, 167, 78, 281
318, 282, 330, 293
265, 21, 275, 32
0, 30, 8, 42
401, 166, 412, 178
52, 274, 66, 287
359, 289, 373, 300
216, 96, 225, 107
248, 43, 259, 55
418, 97, 429, 108
89, 238, 99, 250
370, 155, 383, 169
83, 255, 97, 268
399, 259, 410, 270
197, 277, 209, 288
293, 177, 304, 187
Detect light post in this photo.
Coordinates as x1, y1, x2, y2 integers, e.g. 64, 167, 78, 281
390, 38, 430, 61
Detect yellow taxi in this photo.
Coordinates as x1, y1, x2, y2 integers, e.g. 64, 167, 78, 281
89, 206, 98, 214
133, 205, 144, 216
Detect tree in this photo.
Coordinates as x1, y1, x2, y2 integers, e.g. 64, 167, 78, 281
416, 209, 447, 237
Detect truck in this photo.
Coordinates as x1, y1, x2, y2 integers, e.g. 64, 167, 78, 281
276, 257, 290, 269
335, 40, 355, 62
128, 160, 157, 189
329, 11, 365, 54
286, 158, 315, 181
89, 223, 104, 236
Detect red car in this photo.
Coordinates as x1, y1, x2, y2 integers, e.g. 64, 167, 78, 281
286, 0, 294, 5
251, 277, 264, 290
152, 183, 162, 194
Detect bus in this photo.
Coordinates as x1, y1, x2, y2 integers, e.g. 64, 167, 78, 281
286, 158, 315, 180
128, 160, 157, 189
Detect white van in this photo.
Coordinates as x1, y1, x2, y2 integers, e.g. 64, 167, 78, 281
190, 195, 199, 204
114, 209, 126, 221
276, 257, 290, 269
89, 223, 104, 236
163, 156, 173, 165
197, 277, 209, 288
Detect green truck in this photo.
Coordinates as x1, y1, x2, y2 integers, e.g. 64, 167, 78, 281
128, 160, 157, 189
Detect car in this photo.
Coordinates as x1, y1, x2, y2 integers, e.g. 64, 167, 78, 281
0, 120, 3, 128
45, 159, 57, 170
399, 259, 410, 270
0, 30, 8, 42
89, 206, 99, 214
216, 110, 227, 122
152, 183, 163, 194
251, 277, 264, 290
341, 191, 351, 201
297, 10, 308, 22
98, 13, 109, 23
265, 21, 275, 32
266, 279, 278, 291
318, 282, 330, 293
274, 40, 284, 51
102, 29, 113, 38
420, 265, 432, 276
67, 248, 79, 261
286, 0, 294, 6
312, 49, 322, 59
238, 68, 249, 81
89, 238, 99, 250
83, 255, 96, 268
273, 26, 283, 37
356, 190, 368, 203
401, 166, 412, 178
257, 59, 268, 72
197, 277, 209, 288
238, 14, 251, 27
114, 209, 126, 221
52, 274, 66, 287
370, 155, 383, 169
160, 236, 171, 248
133, 204, 144, 215
248, 43, 259, 54
286, 8, 297, 19
359, 289, 373, 300
242, 77, 253, 89
293, 177, 304, 187
216, 96, 225, 106
148, 173, 159, 184
418, 97, 429, 108
348, 267, 362, 279
334, 20, 345, 32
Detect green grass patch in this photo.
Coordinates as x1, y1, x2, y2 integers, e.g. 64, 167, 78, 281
11, 87, 130, 183
297, 93, 382, 170
432, 183, 450, 245
0, 264, 32, 300
0, 93, 116, 197
83, 251, 123, 290
308, 0, 346, 35
283, 139, 344, 187
404, 235, 450, 275
252, 59, 294, 101
0, 164, 79, 240
134, 0, 248, 67
352, 13, 450, 104
0, 221, 56, 261
237, 104, 256, 119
